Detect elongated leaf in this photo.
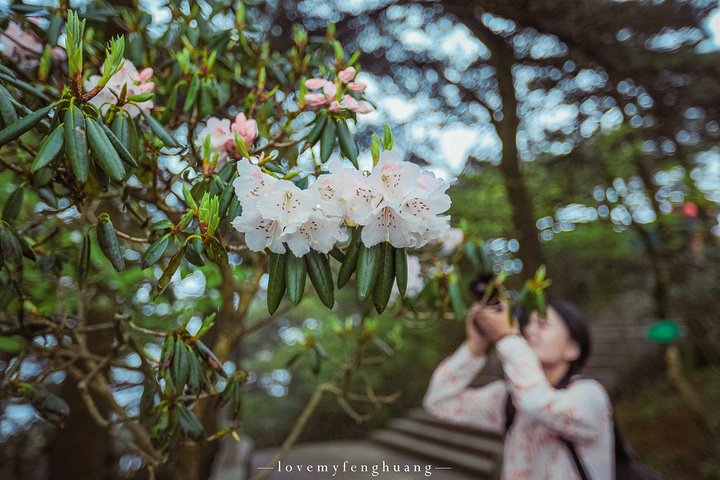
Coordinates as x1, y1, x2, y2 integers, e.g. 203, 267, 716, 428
86, 117, 126, 181
319, 117, 337, 163
0, 336, 22, 353
100, 121, 137, 167
78, 229, 92, 287
306, 250, 334, 309
196, 339, 226, 377
356, 243, 381, 302
175, 403, 204, 440
0, 84, 18, 125
140, 109, 180, 148
285, 250, 307, 305
13, 228, 36, 262
141, 233, 170, 269
64, 101, 88, 183
155, 243, 187, 298
96, 214, 125, 272
302, 112, 327, 151
2, 186, 24, 222
395, 247, 407, 298
183, 73, 200, 112
171, 338, 189, 392
0, 221, 23, 269
267, 251, 286, 314
0, 104, 52, 147
372, 242, 395, 314
31, 126, 64, 172
337, 227, 362, 288
336, 120, 358, 168
184, 238, 205, 267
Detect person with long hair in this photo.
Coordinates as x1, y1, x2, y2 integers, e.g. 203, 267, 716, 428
423, 296, 614, 479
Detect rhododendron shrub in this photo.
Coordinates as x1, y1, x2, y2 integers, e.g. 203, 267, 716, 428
0, 5, 476, 479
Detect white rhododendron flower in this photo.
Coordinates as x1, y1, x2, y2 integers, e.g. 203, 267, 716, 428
389, 255, 424, 303
282, 210, 348, 257
433, 227, 464, 255
233, 158, 277, 206
231, 149, 451, 255
85, 59, 155, 118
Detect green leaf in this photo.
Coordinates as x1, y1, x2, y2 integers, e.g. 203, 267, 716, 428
78, 229, 92, 287
0, 104, 52, 148
171, 337, 189, 392
319, 117, 337, 163
100, 121, 137, 167
141, 234, 170, 269
86, 117, 126, 181
356, 243, 381, 302
96, 213, 125, 272
64, 100, 89, 184
203, 237, 227, 266
31, 126, 64, 173
0, 84, 18, 125
140, 109, 180, 148
0, 221, 23, 269
139, 375, 156, 423
267, 251, 287, 314
647, 320, 680, 343
195, 339, 226, 377
394, 247, 407, 298
2, 186, 24, 222
382, 124, 394, 150
0, 336, 22, 353
372, 242, 395, 314
175, 403, 204, 440
337, 227, 362, 288
184, 237, 205, 267
305, 250, 334, 309
155, 243, 187, 298
302, 112, 327, 151
183, 184, 197, 209
371, 132, 380, 165
285, 250, 307, 306
184, 74, 200, 112
336, 120, 358, 168
127, 92, 154, 102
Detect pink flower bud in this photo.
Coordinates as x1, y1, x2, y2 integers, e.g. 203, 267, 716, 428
328, 101, 342, 112
304, 93, 327, 108
347, 82, 366, 93
338, 67, 356, 83
323, 82, 338, 101
305, 78, 328, 90
137, 67, 154, 83
343, 95, 372, 114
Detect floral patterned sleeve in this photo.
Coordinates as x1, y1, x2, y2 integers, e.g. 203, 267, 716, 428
423, 341, 507, 434
495, 335, 613, 444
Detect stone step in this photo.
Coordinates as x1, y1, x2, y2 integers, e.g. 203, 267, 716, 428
404, 409, 504, 440
369, 429, 499, 479
386, 417, 504, 458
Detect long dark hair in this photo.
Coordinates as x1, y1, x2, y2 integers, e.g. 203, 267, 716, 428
516, 296, 592, 382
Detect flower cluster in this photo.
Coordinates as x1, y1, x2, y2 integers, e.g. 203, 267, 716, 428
85, 59, 155, 118
304, 67, 372, 114
231, 150, 451, 256
0, 21, 65, 70
199, 113, 258, 169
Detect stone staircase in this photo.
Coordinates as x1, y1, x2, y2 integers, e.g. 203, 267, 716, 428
368, 409, 503, 479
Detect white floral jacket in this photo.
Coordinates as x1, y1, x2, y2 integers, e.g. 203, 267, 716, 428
423, 335, 614, 480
